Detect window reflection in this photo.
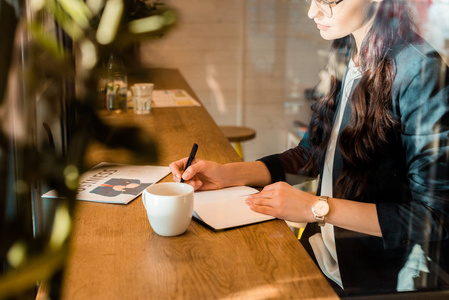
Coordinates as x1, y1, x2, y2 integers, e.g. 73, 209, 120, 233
140, 0, 449, 297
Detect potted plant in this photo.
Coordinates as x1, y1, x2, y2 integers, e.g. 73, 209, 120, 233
0, 1, 176, 298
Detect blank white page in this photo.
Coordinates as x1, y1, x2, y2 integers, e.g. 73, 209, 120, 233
193, 186, 275, 230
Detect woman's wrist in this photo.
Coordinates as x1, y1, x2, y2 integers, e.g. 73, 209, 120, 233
221, 161, 271, 187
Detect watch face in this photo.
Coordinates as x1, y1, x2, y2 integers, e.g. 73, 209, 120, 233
313, 200, 330, 216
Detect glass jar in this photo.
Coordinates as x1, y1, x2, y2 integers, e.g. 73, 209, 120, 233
105, 54, 128, 113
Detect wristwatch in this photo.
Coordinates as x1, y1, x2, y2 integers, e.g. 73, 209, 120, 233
312, 196, 330, 227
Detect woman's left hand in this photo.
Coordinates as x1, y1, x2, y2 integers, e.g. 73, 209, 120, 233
245, 181, 317, 223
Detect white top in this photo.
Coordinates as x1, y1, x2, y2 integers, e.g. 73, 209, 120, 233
309, 60, 362, 289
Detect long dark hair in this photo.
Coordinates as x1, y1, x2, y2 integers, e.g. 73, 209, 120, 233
306, 0, 419, 200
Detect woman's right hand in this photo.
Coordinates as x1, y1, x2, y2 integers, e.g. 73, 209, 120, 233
169, 158, 227, 191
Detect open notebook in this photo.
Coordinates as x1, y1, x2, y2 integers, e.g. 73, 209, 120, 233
193, 186, 275, 230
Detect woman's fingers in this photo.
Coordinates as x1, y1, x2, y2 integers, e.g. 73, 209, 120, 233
169, 157, 204, 182
245, 194, 278, 217
245, 192, 277, 216
249, 203, 275, 216
244, 182, 293, 219
169, 158, 188, 179
246, 194, 272, 206
246, 188, 275, 202
181, 159, 205, 181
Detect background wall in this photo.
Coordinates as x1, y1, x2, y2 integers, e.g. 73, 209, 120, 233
140, 0, 329, 161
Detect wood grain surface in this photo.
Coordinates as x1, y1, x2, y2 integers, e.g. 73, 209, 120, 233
61, 69, 338, 299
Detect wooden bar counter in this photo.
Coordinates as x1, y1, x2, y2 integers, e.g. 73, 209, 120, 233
61, 69, 338, 299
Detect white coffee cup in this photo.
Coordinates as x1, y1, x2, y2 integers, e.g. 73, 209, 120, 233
142, 182, 194, 236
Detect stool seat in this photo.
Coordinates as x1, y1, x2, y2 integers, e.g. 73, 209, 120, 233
219, 126, 256, 142
219, 126, 256, 160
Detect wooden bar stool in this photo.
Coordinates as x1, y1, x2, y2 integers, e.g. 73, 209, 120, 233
219, 126, 256, 159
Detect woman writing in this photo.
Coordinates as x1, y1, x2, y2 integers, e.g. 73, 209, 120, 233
170, 0, 449, 296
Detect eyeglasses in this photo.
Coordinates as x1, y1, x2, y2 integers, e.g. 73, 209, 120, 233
305, 0, 344, 18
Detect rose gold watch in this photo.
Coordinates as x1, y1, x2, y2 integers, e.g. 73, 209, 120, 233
311, 196, 330, 227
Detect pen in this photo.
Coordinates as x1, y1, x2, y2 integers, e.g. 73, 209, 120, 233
181, 143, 198, 183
